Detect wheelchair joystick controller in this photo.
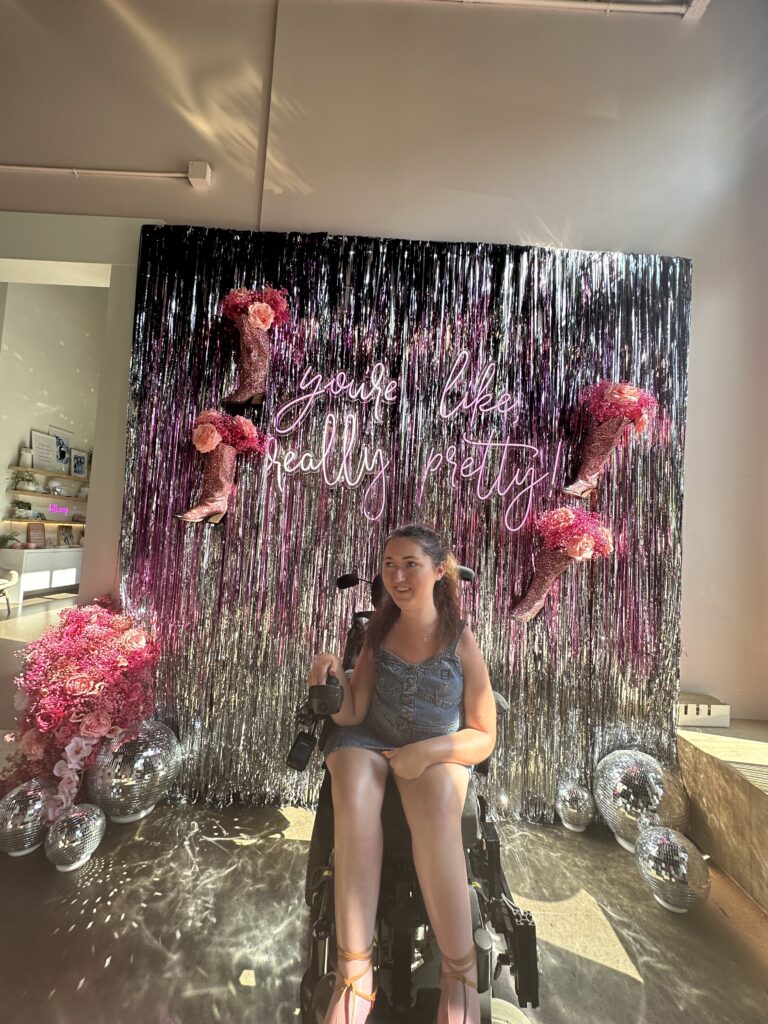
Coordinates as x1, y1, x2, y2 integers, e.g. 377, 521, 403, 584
308, 670, 343, 717
286, 670, 344, 772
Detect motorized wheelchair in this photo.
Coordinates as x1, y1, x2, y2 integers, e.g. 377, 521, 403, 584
287, 568, 540, 1023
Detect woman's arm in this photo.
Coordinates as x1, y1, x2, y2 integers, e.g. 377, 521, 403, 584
383, 628, 496, 777
306, 645, 376, 726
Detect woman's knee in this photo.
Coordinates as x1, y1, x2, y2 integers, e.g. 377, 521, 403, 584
399, 764, 468, 826
327, 749, 387, 816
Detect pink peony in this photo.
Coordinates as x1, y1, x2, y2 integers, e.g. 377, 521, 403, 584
566, 534, 596, 561
247, 302, 275, 331
80, 710, 113, 738
604, 383, 640, 405
539, 508, 576, 533
35, 710, 62, 733
192, 423, 222, 453
19, 728, 46, 760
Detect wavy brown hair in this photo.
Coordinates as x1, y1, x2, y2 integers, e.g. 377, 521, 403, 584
364, 524, 462, 651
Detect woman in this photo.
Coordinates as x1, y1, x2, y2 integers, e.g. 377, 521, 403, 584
306, 524, 496, 1024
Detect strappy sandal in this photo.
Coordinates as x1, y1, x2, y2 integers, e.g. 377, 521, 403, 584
327, 941, 377, 1023
438, 948, 478, 1024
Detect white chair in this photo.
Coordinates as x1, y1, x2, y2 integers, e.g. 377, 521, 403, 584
0, 570, 19, 618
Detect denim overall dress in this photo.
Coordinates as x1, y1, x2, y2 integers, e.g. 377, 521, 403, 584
323, 624, 466, 759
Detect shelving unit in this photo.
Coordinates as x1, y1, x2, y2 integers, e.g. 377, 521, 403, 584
7, 490, 87, 506
8, 465, 90, 485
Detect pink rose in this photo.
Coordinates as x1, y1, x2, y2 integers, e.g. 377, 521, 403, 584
234, 416, 258, 440
247, 301, 275, 331
20, 728, 46, 760
192, 423, 222, 453
120, 628, 148, 652
544, 508, 576, 531
635, 411, 649, 434
566, 534, 595, 561
35, 710, 62, 733
109, 615, 134, 633
80, 710, 113, 739
605, 383, 640, 406
65, 672, 96, 696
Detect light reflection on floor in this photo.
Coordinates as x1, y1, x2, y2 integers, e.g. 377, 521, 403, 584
0, 800, 767, 1024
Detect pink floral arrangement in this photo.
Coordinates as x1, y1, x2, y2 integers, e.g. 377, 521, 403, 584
192, 411, 271, 455
536, 507, 613, 561
582, 380, 657, 434
2, 603, 158, 819
220, 285, 291, 330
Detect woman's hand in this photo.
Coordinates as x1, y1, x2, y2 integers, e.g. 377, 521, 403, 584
307, 652, 344, 687
381, 744, 429, 780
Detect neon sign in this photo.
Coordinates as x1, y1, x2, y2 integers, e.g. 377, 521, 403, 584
50, 503, 69, 515
266, 348, 557, 530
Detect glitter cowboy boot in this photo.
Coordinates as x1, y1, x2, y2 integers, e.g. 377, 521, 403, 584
324, 942, 377, 1024
563, 416, 629, 498
222, 314, 269, 406
511, 546, 574, 623
437, 948, 479, 1024
175, 443, 236, 524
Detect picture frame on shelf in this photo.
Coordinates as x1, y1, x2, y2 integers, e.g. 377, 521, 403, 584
71, 449, 89, 479
30, 429, 59, 472
48, 426, 73, 476
57, 525, 74, 548
26, 522, 46, 548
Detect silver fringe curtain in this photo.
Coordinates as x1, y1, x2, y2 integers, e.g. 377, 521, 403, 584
120, 228, 691, 819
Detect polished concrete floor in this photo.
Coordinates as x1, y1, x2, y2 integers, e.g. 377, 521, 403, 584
1, 600, 767, 1024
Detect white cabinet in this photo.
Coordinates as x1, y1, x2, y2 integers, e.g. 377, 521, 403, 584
0, 547, 83, 605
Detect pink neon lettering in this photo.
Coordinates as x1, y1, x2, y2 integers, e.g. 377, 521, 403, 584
438, 350, 520, 426
273, 361, 398, 435
264, 411, 390, 521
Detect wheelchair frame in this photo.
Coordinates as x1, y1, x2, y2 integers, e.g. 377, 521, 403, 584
290, 573, 540, 1022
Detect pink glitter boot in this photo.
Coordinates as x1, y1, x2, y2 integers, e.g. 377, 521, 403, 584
223, 315, 269, 406
511, 547, 574, 623
563, 416, 629, 498
175, 443, 236, 524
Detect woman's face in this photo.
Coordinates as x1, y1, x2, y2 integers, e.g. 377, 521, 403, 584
381, 538, 445, 611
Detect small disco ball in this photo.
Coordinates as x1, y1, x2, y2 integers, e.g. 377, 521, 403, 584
555, 780, 596, 832
87, 720, 182, 823
635, 826, 711, 913
0, 776, 57, 856
45, 803, 106, 872
594, 749, 690, 852
637, 810, 662, 833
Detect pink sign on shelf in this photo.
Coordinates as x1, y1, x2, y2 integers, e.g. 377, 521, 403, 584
49, 503, 69, 515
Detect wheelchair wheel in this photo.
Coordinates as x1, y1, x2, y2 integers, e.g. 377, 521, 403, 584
491, 996, 529, 1023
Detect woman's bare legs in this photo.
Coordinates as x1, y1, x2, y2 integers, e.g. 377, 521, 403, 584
324, 748, 389, 1024
394, 764, 480, 1024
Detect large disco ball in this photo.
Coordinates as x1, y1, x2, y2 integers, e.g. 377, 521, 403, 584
555, 780, 596, 832
635, 826, 711, 913
594, 749, 689, 851
45, 803, 106, 872
87, 720, 182, 823
0, 776, 57, 856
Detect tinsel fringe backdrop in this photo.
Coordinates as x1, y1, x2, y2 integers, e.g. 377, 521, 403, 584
121, 227, 691, 819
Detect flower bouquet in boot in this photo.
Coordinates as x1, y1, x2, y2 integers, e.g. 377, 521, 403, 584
220, 285, 291, 406
511, 507, 613, 623
176, 411, 270, 524
564, 381, 657, 498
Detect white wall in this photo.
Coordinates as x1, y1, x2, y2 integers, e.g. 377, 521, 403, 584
0, 283, 106, 486
261, 0, 768, 718
0, 0, 765, 717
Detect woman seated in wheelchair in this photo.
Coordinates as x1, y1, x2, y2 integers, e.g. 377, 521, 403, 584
307, 523, 496, 1024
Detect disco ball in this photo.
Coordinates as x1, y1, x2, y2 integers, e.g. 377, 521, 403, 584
0, 776, 57, 856
555, 780, 596, 832
594, 749, 689, 851
635, 826, 710, 913
45, 803, 106, 872
637, 810, 662, 833
87, 720, 182, 823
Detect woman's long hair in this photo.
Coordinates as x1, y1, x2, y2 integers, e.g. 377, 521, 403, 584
364, 524, 462, 650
